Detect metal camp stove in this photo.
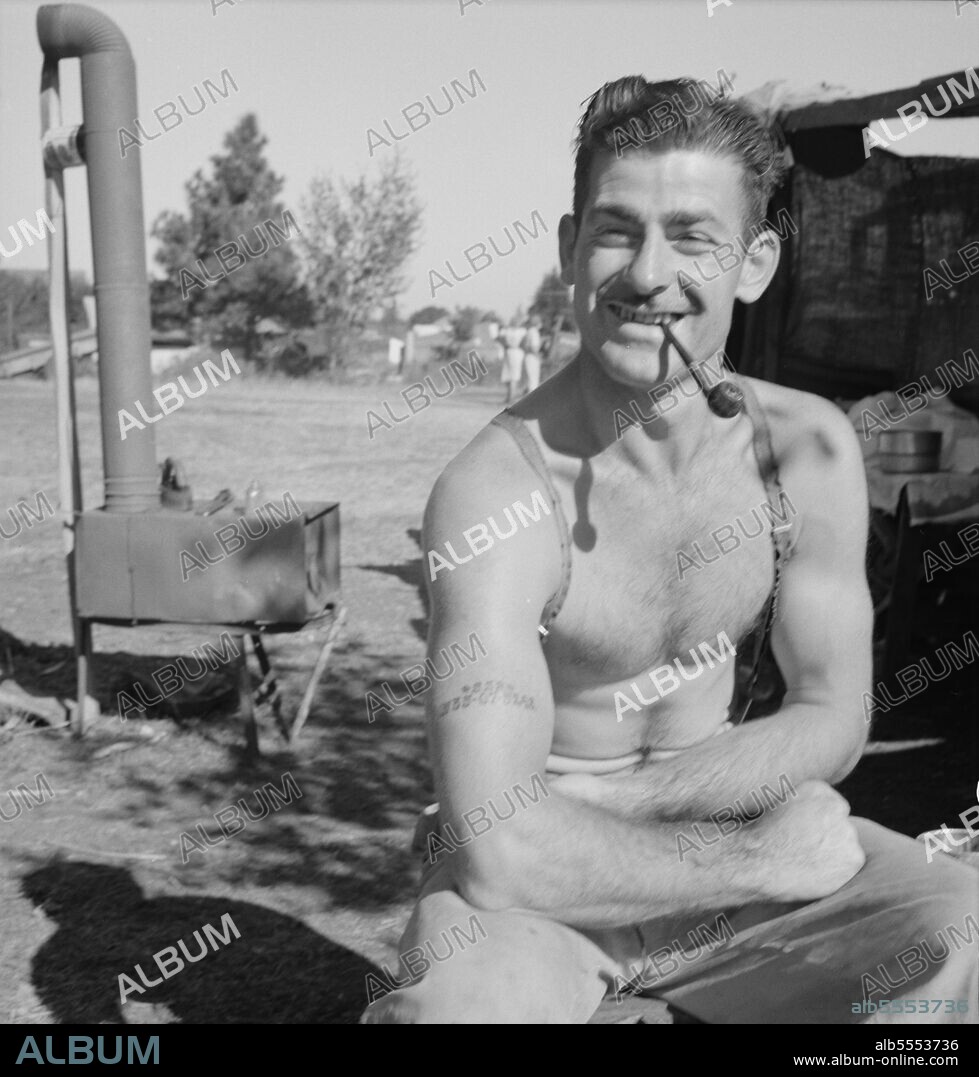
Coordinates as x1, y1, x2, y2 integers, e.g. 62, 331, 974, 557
37, 3, 344, 753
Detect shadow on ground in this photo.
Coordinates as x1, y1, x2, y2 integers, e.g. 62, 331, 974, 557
1, 621, 434, 908
23, 858, 378, 1024
358, 528, 429, 642
0, 626, 237, 721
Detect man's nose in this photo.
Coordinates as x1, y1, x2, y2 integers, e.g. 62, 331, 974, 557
624, 233, 677, 296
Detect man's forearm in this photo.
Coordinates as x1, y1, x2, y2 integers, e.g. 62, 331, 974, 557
586, 702, 865, 824
455, 789, 769, 930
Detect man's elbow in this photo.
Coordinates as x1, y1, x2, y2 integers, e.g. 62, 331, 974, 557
830, 705, 870, 782
452, 824, 542, 911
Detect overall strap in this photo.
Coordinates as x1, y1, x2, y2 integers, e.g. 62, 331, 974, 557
490, 410, 573, 638
730, 379, 796, 725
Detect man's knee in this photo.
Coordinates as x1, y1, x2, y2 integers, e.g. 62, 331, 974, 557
361, 986, 424, 1024
920, 855, 979, 928
889, 862, 979, 990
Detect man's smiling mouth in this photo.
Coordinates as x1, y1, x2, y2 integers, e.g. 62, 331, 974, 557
605, 302, 687, 327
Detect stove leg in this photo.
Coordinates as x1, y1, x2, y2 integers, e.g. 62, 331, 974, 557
291, 605, 346, 744
236, 635, 260, 757
73, 619, 92, 738
250, 633, 287, 740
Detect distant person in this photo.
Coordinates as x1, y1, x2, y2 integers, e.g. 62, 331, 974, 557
388, 336, 405, 373
522, 315, 544, 395
499, 319, 526, 405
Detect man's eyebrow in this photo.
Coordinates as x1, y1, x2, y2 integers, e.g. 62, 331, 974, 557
588, 204, 644, 226
589, 205, 725, 229
667, 209, 723, 229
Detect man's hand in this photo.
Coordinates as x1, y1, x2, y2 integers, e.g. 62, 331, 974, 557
747, 780, 866, 902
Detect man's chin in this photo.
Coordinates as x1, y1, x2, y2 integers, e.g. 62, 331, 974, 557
592, 339, 670, 390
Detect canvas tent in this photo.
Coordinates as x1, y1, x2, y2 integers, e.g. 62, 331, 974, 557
733, 68, 979, 416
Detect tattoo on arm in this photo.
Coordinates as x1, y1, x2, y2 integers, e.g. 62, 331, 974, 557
435, 681, 536, 718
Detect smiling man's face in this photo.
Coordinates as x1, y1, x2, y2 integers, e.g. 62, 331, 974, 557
559, 147, 774, 392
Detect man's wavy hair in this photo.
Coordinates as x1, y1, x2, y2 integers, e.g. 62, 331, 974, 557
573, 76, 787, 231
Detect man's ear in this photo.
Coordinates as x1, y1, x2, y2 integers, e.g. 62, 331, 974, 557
734, 227, 781, 304
558, 214, 578, 287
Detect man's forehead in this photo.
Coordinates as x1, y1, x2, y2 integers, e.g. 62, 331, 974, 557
585, 148, 745, 225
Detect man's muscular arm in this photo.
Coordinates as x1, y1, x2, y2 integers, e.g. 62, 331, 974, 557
422, 423, 861, 929
576, 396, 872, 824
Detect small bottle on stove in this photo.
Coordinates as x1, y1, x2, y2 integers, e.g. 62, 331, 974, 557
244, 479, 263, 513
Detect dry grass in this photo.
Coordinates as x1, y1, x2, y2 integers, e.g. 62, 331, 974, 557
0, 367, 502, 1024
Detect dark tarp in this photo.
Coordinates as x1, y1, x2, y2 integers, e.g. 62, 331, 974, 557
734, 68, 979, 416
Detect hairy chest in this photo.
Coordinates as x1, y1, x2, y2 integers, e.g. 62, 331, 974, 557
545, 454, 779, 684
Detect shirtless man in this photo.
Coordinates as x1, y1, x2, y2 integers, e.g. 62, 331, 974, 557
363, 77, 977, 1024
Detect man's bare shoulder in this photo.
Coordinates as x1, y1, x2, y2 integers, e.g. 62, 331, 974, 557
744, 377, 863, 475
745, 377, 868, 554
426, 415, 547, 524
422, 414, 563, 612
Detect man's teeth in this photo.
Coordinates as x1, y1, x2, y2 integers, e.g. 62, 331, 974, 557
608, 303, 682, 326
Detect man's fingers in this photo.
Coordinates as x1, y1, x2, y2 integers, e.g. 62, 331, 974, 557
795, 780, 851, 812
834, 821, 868, 886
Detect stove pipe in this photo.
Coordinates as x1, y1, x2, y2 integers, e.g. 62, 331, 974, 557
37, 3, 159, 512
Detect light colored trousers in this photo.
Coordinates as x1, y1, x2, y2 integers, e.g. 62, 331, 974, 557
362, 808, 978, 1024
501, 348, 523, 385
523, 352, 541, 392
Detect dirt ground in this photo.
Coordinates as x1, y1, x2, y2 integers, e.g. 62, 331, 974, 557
0, 371, 975, 1025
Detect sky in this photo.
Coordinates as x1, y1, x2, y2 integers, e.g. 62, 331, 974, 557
1, 0, 977, 321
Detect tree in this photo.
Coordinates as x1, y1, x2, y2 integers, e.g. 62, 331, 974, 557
450, 306, 481, 342
151, 114, 309, 358
409, 305, 450, 326
0, 269, 92, 351
529, 268, 573, 329
298, 153, 422, 367
148, 277, 187, 334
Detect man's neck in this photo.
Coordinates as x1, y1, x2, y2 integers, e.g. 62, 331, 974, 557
568, 348, 729, 474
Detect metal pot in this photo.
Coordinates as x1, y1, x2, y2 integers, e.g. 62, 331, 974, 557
878, 430, 943, 473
